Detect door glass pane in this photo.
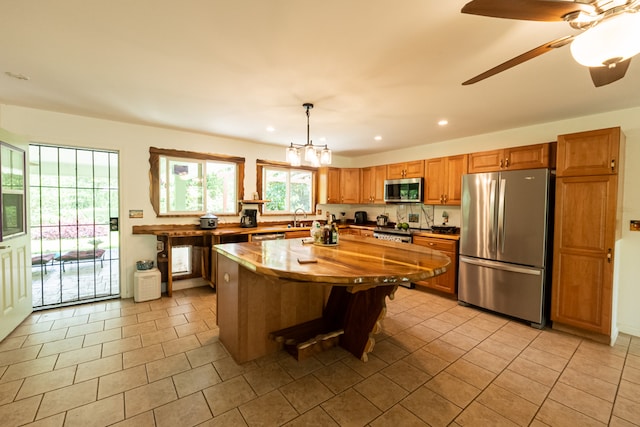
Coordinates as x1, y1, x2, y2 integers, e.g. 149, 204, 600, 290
30, 145, 120, 309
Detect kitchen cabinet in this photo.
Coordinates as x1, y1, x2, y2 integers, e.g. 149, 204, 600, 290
425, 154, 468, 205
319, 167, 341, 204
344, 227, 374, 237
551, 127, 625, 338
340, 168, 361, 204
467, 143, 556, 173
285, 230, 310, 239
319, 167, 360, 204
361, 165, 386, 204
555, 127, 621, 177
412, 236, 458, 294
387, 160, 424, 179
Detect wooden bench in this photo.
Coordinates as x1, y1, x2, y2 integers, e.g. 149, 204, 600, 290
32, 254, 55, 274
55, 249, 106, 272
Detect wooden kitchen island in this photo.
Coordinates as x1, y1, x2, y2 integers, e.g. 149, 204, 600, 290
214, 234, 450, 363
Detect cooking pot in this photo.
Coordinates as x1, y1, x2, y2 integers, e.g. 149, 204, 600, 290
199, 213, 218, 229
376, 214, 389, 227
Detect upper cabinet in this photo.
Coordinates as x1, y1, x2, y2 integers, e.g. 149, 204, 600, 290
468, 143, 556, 173
425, 155, 468, 205
387, 160, 424, 179
319, 167, 360, 204
556, 127, 621, 177
319, 167, 341, 204
340, 168, 361, 204
360, 165, 386, 204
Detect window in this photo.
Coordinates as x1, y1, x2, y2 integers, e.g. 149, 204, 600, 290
258, 161, 315, 214
1, 142, 26, 241
149, 147, 244, 217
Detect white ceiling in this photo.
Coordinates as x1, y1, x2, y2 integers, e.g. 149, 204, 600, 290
1, 1, 639, 157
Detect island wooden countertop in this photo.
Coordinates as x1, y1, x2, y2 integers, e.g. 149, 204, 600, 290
214, 234, 450, 286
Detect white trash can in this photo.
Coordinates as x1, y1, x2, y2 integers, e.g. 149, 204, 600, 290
134, 268, 161, 302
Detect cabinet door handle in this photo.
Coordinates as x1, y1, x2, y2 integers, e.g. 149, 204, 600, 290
0, 245, 10, 249
611, 159, 616, 172
499, 159, 504, 168
607, 248, 612, 263
504, 158, 509, 168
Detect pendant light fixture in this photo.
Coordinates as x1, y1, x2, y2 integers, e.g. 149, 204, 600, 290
286, 103, 332, 167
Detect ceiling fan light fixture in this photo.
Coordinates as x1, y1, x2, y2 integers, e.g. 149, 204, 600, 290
570, 11, 640, 67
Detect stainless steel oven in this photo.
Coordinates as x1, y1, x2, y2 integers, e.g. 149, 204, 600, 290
373, 228, 413, 243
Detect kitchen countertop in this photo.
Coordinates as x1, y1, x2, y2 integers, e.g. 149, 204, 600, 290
214, 234, 451, 285
132, 223, 460, 240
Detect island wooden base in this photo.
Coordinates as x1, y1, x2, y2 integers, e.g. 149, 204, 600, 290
216, 254, 397, 363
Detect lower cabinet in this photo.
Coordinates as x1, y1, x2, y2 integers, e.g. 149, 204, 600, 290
285, 230, 310, 239
343, 227, 374, 237
412, 236, 458, 294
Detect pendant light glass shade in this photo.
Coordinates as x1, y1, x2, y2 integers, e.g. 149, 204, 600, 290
570, 11, 640, 67
286, 144, 301, 166
320, 145, 332, 165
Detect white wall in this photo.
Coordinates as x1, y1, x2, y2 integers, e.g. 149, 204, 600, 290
1, 104, 638, 338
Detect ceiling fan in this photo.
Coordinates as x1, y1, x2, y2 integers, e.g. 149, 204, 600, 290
461, 0, 640, 87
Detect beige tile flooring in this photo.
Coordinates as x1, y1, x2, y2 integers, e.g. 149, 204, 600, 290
1, 284, 639, 427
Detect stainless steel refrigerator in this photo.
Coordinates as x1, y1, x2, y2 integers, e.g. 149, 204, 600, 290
458, 168, 554, 327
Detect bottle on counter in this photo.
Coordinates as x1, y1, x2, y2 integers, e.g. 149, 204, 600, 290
330, 221, 339, 245
323, 224, 331, 244
312, 221, 322, 243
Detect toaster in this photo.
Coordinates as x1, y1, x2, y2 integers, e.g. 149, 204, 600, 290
354, 211, 367, 224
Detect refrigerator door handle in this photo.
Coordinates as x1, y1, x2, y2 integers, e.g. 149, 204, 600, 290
489, 179, 497, 253
497, 178, 506, 254
460, 256, 542, 276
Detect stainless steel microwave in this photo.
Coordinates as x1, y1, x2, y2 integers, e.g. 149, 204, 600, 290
384, 178, 423, 203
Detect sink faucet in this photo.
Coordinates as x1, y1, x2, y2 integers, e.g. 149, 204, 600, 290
293, 208, 307, 227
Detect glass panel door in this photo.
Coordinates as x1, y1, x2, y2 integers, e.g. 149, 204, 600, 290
30, 144, 119, 309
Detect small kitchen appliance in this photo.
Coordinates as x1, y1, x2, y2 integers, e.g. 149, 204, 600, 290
199, 213, 218, 229
354, 211, 367, 224
376, 214, 389, 227
240, 209, 258, 228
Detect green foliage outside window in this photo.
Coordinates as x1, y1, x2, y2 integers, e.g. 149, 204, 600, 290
264, 167, 312, 213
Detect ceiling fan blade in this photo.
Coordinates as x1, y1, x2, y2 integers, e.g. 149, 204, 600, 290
461, 0, 596, 21
589, 58, 631, 87
462, 35, 574, 85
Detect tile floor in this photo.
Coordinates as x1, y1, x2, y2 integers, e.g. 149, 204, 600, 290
1, 284, 639, 426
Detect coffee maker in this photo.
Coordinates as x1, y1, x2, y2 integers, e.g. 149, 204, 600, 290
240, 209, 258, 228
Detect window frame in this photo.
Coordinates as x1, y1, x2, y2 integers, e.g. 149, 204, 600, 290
257, 159, 317, 216
149, 147, 245, 217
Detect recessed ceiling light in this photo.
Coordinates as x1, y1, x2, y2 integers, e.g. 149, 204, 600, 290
266, 126, 275, 132
5, 71, 30, 81
374, 136, 382, 141
438, 119, 448, 126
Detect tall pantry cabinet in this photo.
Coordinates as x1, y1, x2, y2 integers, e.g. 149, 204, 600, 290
551, 127, 625, 340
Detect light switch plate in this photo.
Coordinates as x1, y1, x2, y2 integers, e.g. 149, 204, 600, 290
630, 220, 640, 231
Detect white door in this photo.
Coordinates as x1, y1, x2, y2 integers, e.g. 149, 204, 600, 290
0, 128, 32, 341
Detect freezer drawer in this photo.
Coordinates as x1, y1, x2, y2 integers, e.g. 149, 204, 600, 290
458, 256, 547, 326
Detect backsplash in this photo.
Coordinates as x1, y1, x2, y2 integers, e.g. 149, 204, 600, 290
317, 203, 460, 229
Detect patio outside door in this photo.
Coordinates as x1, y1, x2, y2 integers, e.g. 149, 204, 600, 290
30, 144, 120, 309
